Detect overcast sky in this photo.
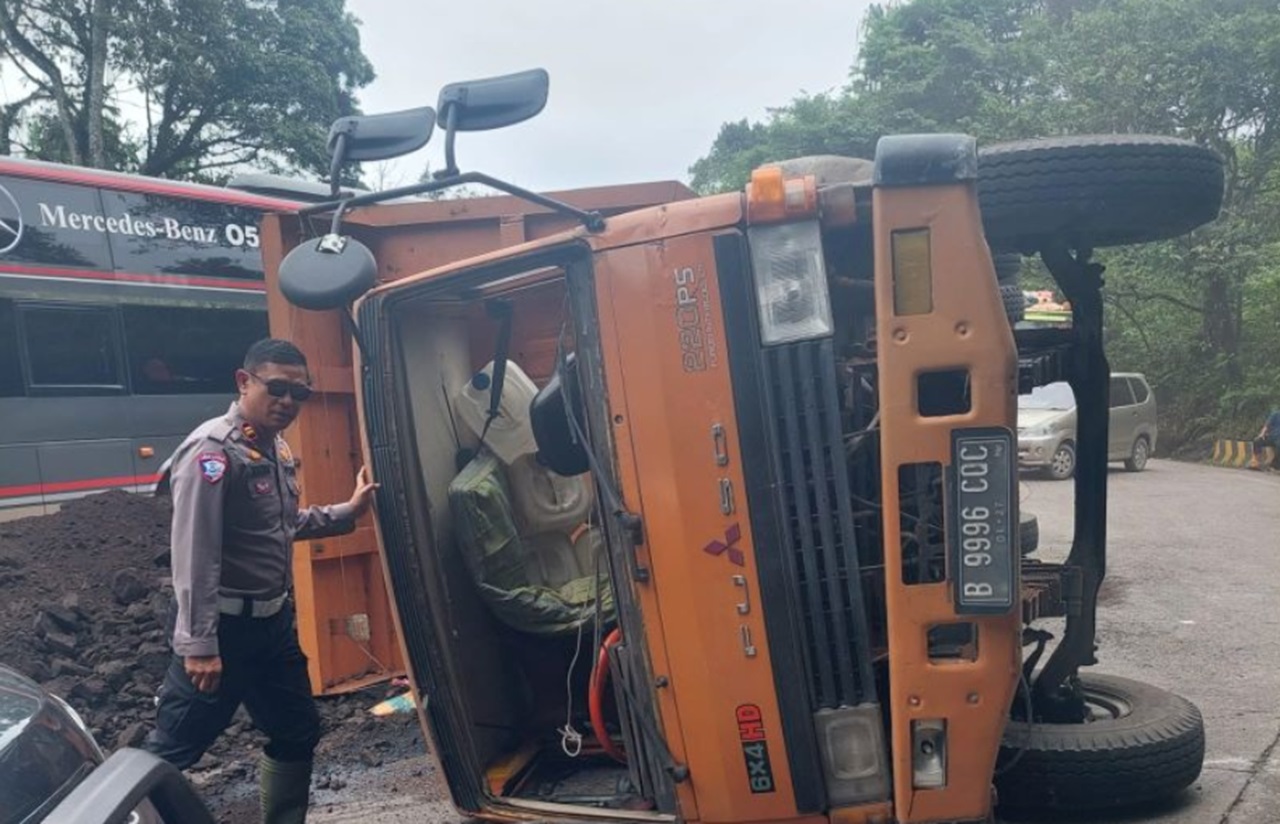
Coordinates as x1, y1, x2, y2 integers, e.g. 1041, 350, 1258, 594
345, 0, 876, 193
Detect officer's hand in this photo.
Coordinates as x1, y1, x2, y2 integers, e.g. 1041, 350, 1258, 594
348, 465, 380, 518
185, 655, 223, 694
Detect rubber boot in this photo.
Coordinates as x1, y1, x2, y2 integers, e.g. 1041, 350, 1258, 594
259, 755, 312, 824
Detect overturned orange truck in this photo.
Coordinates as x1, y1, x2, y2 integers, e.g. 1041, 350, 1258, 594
261, 70, 1223, 823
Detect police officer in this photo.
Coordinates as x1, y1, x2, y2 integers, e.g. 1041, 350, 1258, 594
144, 338, 377, 824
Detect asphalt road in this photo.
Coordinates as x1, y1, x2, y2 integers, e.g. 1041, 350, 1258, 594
308, 459, 1280, 824
1007, 459, 1280, 824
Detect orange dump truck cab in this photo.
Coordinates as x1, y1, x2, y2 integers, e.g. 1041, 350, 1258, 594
261, 72, 1222, 824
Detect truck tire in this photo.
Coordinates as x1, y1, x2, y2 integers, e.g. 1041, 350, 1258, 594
1001, 284, 1026, 324
996, 674, 1205, 812
1018, 510, 1039, 555
993, 252, 1022, 285
978, 135, 1224, 253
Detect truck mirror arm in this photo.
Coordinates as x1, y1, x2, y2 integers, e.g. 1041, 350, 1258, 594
297, 171, 606, 234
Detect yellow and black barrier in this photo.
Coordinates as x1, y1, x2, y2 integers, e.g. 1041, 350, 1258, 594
1211, 439, 1275, 469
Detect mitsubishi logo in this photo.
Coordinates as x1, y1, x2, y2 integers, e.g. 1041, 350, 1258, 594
703, 523, 745, 566
0, 183, 23, 255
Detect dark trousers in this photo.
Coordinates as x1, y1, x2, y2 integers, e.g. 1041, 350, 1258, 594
143, 601, 321, 769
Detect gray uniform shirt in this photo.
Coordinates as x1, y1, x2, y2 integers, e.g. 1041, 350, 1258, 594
164, 402, 356, 657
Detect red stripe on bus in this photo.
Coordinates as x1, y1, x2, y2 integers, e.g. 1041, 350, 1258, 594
0, 262, 266, 292
0, 473, 163, 499
0, 158, 298, 210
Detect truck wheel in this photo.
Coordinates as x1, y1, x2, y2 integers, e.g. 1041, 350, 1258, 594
1018, 510, 1039, 555
1000, 284, 1026, 324
993, 252, 1022, 284
996, 674, 1205, 812
978, 135, 1225, 253
1124, 436, 1150, 472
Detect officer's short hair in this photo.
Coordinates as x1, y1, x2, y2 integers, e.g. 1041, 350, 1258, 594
244, 338, 308, 371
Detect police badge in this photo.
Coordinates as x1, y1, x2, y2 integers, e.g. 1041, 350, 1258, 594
197, 451, 228, 484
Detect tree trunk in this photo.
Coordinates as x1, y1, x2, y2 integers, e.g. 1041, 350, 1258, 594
0, 94, 38, 155
0, 105, 15, 156
1202, 271, 1242, 383
86, 0, 112, 168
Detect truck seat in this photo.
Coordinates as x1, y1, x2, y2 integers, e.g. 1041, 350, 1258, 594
448, 448, 613, 636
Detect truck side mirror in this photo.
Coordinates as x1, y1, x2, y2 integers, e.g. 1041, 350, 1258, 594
326, 106, 436, 194
327, 106, 436, 162
437, 69, 549, 132
278, 231, 378, 311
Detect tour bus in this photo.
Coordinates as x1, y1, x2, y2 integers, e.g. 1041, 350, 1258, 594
0, 157, 314, 516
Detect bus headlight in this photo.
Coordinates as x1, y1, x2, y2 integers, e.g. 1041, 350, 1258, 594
814, 704, 890, 805
748, 220, 833, 345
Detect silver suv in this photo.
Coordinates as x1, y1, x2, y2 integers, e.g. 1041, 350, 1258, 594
1018, 373, 1158, 480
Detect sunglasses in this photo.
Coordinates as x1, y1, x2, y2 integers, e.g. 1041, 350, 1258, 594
247, 372, 313, 402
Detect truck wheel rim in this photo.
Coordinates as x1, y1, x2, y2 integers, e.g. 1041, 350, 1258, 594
1083, 687, 1133, 723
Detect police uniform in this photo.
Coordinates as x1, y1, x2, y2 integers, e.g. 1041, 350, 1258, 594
144, 401, 355, 795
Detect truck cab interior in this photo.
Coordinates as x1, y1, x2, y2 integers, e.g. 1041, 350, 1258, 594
367, 256, 656, 814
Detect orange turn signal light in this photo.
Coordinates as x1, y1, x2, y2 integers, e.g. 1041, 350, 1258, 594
747, 166, 818, 225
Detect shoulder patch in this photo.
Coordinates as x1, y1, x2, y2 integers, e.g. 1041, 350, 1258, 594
197, 451, 228, 484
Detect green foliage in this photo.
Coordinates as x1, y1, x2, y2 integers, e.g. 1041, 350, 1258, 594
1, 0, 375, 181
691, 0, 1280, 450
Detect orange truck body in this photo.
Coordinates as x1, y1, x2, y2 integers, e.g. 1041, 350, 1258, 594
260, 182, 695, 694
259, 146, 1024, 822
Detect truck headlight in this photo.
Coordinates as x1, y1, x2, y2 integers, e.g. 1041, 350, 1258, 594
748, 220, 833, 345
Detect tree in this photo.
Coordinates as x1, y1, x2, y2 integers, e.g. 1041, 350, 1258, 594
690, 0, 1280, 449
0, 0, 113, 167
0, 0, 375, 181
690, 0, 1058, 193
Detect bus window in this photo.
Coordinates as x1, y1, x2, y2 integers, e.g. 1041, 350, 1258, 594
0, 175, 113, 270
102, 190, 265, 283
0, 299, 22, 396
122, 305, 267, 395
18, 304, 124, 392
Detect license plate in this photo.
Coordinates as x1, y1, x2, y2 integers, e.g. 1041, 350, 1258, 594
949, 428, 1016, 614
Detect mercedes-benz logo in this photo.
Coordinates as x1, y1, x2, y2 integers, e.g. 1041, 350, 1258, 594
0, 182, 24, 255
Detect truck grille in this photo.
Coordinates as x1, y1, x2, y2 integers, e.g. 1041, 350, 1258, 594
761, 339, 875, 709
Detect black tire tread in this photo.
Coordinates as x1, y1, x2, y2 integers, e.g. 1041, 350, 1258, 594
996, 674, 1205, 811
978, 135, 1225, 252
1001, 283, 1026, 324
1018, 510, 1039, 555
993, 252, 1023, 284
